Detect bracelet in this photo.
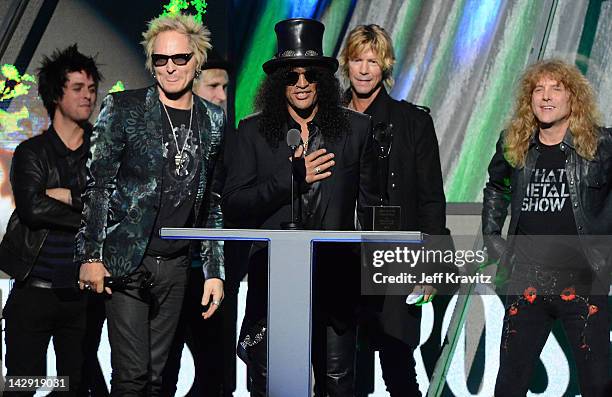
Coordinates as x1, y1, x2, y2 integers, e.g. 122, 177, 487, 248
81, 258, 103, 265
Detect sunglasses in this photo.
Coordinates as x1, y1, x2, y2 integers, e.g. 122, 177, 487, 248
152, 52, 194, 67
285, 70, 319, 85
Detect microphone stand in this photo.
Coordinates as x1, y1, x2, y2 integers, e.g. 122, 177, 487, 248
281, 144, 303, 230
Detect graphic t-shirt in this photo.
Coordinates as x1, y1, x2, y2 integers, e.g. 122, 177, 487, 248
514, 139, 587, 269
147, 104, 201, 256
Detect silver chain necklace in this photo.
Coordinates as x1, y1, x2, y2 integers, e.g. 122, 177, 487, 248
161, 101, 193, 175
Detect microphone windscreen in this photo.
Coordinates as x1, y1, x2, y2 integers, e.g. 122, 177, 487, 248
286, 128, 301, 148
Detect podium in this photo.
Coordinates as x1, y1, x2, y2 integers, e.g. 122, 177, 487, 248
161, 228, 422, 396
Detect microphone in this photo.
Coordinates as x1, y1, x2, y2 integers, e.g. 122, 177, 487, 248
288, 128, 306, 182
281, 129, 303, 230
286, 128, 301, 150
287, 128, 305, 179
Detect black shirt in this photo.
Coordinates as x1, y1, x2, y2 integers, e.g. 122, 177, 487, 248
515, 138, 587, 269
31, 126, 89, 287
287, 115, 325, 230
147, 104, 201, 256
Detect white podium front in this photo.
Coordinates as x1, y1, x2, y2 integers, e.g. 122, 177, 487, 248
160, 228, 422, 397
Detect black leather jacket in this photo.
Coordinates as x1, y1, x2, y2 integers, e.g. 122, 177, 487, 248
482, 128, 612, 288
0, 126, 88, 281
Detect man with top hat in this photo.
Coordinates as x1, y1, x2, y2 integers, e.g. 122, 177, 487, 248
222, 18, 378, 397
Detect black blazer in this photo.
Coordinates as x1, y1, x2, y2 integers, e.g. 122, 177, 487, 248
222, 109, 377, 230
222, 109, 378, 328
364, 88, 446, 234
362, 88, 448, 346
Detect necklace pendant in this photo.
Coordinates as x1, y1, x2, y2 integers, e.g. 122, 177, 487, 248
175, 156, 182, 175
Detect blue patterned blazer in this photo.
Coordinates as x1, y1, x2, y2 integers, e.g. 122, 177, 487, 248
76, 85, 224, 278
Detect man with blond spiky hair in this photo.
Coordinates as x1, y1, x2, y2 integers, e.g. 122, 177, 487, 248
76, 13, 225, 395
483, 59, 611, 396
162, 49, 237, 397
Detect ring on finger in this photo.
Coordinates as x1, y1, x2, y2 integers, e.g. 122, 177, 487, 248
314, 166, 321, 174
212, 300, 221, 306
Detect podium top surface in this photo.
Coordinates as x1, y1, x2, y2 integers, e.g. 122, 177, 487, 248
160, 228, 423, 243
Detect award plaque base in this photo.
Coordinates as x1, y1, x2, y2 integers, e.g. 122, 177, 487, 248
365, 206, 401, 231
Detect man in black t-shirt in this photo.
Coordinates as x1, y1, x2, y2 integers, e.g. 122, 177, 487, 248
76, 14, 225, 396
483, 60, 612, 397
161, 54, 242, 396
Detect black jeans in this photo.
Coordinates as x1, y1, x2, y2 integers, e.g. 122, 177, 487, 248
355, 317, 420, 397
246, 322, 356, 397
496, 278, 609, 397
377, 333, 420, 396
105, 254, 188, 397
3, 285, 87, 396
77, 293, 109, 396
161, 265, 239, 397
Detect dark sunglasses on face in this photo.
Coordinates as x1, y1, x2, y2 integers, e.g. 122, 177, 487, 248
285, 70, 319, 85
152, 52, 194, 67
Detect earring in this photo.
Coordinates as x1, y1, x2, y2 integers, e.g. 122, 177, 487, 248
195, 70, 201, 79
152, 73, 157, 79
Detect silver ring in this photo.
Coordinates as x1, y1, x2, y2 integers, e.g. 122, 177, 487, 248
314, 166, 321, 174
84, 284, 92, 290
212, 300, 221, 306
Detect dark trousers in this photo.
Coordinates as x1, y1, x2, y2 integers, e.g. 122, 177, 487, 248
247, 323, 356, 397
162, 265, 239, 397
243, 245, 358, 396
355, 320, 420, 397
377, 333, 420, 396
78, 293, 109, 396
105, 255, 188, 397
3, 285, 87, 396
495, 293, 609, 397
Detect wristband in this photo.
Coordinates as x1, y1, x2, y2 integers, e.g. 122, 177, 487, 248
81, 258, 103, 265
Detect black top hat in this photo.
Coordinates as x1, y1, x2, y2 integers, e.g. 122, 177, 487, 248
263, 18, 339, 74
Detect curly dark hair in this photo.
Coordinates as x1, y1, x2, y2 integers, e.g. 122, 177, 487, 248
255, 65, 349, 147
37, 44, 102, 119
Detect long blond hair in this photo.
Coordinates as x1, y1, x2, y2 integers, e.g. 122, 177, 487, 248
504, 59, 601, 167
